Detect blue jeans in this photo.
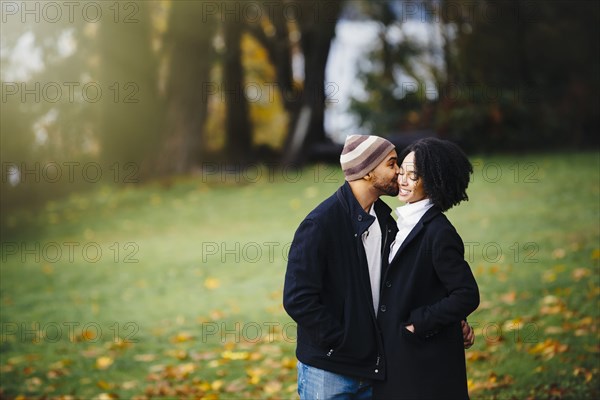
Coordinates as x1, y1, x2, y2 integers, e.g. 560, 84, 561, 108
297, 361, 373, 400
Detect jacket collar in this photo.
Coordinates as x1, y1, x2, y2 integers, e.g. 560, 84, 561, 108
336, 181, 393, 237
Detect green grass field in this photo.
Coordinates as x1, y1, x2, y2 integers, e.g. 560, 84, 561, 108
1, 152, 598, 399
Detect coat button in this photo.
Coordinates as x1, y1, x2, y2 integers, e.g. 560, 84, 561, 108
380, 305, 386, 312
357, 215, 362, 221
385, 281, 392, 287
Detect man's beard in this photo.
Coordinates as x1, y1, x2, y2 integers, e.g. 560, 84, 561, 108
374, 178, 399, 197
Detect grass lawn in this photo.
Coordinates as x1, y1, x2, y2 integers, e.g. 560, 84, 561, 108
0, 152, 598, 399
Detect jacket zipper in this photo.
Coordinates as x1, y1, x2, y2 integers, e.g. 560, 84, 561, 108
381, 222, 391, 281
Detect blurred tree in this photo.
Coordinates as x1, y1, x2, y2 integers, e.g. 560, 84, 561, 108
153, 0, 344, 167
98, 1, 164, 174
348, 1, 430, 135
436, 0, 599, 150
349, 0, 599, 151
223, 4, 253, 163
1, 10, 96, 214
154, 0, 217, 174
240, 34, 288, 154
246, 0, 344, 164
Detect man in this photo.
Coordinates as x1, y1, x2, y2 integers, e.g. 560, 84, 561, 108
283, 135, 474, 399
283, 135, 400, 399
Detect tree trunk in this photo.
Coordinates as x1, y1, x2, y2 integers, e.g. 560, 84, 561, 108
99, 1, 162, 176
244, 0, 343, 165
223, 16, 253, 163
282, 0, 343, 165
155, 1, 216, 174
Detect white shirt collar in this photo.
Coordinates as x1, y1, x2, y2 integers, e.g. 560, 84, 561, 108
369, 204, 377, 217
395, 198, 433, 225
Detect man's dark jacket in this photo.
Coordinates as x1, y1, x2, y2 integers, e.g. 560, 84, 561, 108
283, 182, 397, 380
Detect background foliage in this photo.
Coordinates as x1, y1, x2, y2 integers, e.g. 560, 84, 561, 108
2, 0, 598, 212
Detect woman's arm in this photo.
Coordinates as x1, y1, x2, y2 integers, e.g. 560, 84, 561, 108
407, 224, 480, 337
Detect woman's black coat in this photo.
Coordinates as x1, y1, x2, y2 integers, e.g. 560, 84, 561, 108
373, 207, 480, 400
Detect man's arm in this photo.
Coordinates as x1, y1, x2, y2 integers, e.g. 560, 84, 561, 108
283, 219, 344, 348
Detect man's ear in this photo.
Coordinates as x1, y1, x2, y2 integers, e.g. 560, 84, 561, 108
363, 173, 372, 181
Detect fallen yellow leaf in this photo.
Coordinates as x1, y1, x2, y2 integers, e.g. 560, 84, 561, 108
468, 372, 514, 394
221, 350, 249, 360
81, 329, 98, 342
204, 278, 221, 290
121, 380, 138, 390
246, 366, 265, 385
95, 393, 117, 400
209, 309, 225, 319
96, 380, 114, 390
502, 318, 524, 332
165, 348, 188, 360
264, 380, 283, 394
282, 356, 297, 369
528, 339, 568, 359
572, 268, 591, 281
544, 326, 563, 335
542, 270, 557, 283
133, 353, 156, 362
170, 332, 194, 343
95, 356, 114, 370
211, 379, 224, 391
500, 291, 516, 304
466, 350, 491, 361
552, 248, 566, 259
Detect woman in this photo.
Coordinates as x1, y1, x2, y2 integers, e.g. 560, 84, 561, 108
373, 138, 480, 399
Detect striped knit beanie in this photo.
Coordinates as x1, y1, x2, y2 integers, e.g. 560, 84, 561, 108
340, 135, 395, 181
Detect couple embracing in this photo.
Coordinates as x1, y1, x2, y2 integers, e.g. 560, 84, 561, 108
283, 135, 480, 400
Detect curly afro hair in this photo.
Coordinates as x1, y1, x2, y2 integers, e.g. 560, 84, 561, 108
399, 138, 473, 212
